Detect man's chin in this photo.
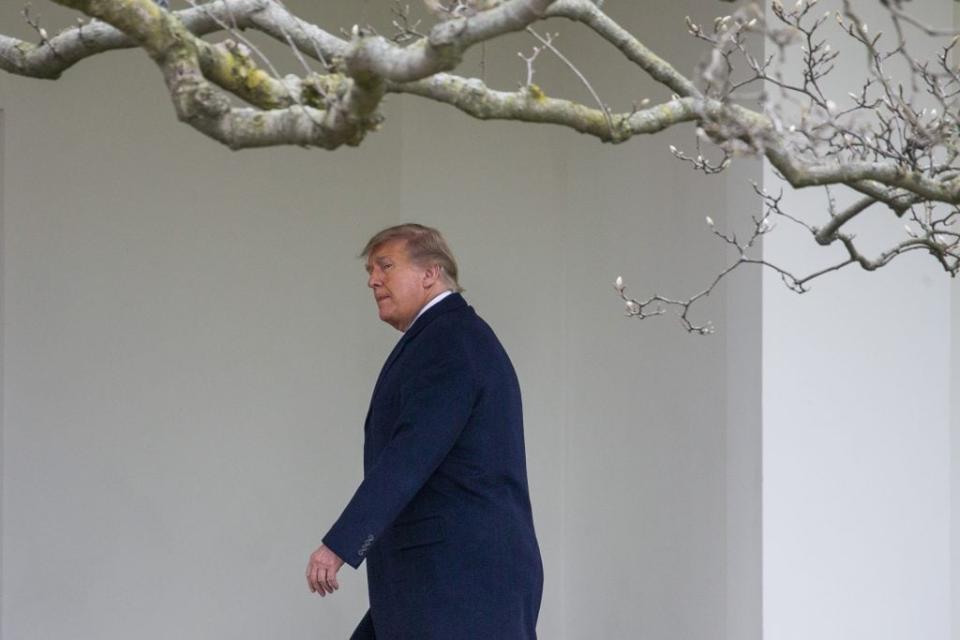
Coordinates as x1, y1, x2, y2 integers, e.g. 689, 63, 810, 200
378, 309, 398, 327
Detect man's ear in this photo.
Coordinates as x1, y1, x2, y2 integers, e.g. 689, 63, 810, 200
422, 263, 442, 288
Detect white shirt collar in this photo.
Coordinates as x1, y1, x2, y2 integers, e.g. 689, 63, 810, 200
405, 290, 454, 332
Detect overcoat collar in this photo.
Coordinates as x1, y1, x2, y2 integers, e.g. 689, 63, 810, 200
403, 291, 466, 343
374, 293, 467, 392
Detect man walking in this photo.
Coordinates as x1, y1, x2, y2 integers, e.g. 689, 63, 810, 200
305, 223, 543, 639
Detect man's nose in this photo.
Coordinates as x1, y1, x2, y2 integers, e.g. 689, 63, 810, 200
367, 272, 380, 288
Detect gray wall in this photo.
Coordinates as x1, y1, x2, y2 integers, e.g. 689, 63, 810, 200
725, 155, 763, 640
0, 1, 759, 639
1, 107, 6, 639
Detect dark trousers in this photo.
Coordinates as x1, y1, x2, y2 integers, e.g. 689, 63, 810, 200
350, 610, 376, 640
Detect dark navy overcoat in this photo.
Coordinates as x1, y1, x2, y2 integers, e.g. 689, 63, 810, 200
323, 293, 543, 639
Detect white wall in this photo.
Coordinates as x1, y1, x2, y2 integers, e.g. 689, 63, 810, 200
0, 1, 758, 639
762, 2, 954, 639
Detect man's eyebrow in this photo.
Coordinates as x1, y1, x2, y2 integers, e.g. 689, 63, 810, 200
365, 255, 393, 273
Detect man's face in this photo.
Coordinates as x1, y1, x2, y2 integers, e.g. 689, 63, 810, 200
366, 239, 432, 331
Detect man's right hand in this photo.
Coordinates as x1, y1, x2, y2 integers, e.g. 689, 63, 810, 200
305, 544, 344, 597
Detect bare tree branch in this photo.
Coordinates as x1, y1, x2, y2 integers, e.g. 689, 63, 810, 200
2, 0, 959, 330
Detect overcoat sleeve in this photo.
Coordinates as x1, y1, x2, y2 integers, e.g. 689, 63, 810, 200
322, 344, 477, 569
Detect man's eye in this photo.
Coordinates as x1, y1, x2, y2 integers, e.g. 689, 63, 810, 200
383, 264, 393, 270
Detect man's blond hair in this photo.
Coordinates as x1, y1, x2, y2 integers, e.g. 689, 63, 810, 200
361, 223, 463, 292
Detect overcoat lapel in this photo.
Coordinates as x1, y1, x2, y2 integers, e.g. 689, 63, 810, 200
371, 334, 408, 396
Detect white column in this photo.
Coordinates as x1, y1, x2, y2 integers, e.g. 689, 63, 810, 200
952, 275, 959, 639
762, 2, 954, 639
951, 0, 960, 627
